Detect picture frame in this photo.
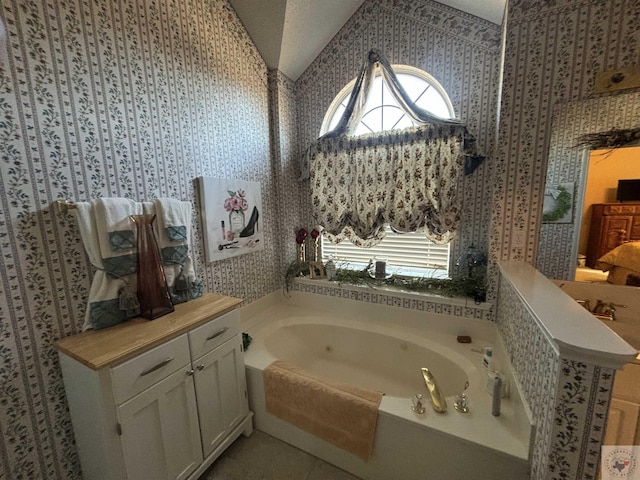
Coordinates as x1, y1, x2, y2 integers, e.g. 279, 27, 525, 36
198, 177, 264, 262
309, 261, 325, 279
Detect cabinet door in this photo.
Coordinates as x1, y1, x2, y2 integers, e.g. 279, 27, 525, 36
193, 336, 249, 457
604, 398, 640, 446
117, 367, 203, 480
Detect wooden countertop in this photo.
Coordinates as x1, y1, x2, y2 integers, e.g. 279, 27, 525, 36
55, 293, 243, 370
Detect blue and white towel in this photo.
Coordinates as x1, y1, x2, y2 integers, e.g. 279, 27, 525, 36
152, 198, 200, 302
94, 198, 142, 279
74, 197, 201, 330
76, 201, 134, 330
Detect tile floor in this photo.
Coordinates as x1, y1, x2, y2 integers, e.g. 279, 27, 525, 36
201, 430, 362, 480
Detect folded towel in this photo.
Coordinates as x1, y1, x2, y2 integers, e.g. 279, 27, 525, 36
152, 199, 197, 299
153, 198, 191, 242
75, 202, 130, 330
74, 198, 201, 330
94, 198, 142, 278
264, 360, 383, 461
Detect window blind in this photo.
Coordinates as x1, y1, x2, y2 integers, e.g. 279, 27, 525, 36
322, 227, 450, 277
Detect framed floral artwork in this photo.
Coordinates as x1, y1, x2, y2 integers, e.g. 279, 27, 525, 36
198, 177, 264, 262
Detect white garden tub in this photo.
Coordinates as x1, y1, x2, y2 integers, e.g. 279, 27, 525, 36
242, 291, 532, 480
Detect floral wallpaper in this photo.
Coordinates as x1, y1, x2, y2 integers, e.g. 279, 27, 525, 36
497, 273, 616, 480
496, 276, 560, 480
0, 0, 276, 478
268, 69, 304, 266
492, 0, 640, 275
1, 0, 638, 477
493, 2, 640, 477
294, 0, 503, 269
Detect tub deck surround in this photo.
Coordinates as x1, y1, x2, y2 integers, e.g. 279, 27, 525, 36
498, 261, 637, 368
55, 293, 242, 369
240, 292, 532, 479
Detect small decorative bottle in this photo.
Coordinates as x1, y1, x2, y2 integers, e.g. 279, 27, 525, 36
482, 347, 493, 371
325, 256, 336, 280
229, 209, 245, 234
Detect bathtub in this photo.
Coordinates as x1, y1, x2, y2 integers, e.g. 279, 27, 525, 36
242, 291, 532, 480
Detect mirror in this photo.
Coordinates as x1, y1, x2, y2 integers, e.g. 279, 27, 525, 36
537, 90, 640, 281
574, 147, 640, 282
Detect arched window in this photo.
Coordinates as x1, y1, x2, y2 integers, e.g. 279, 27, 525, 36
320, 65, 455, 136
320, 66, 454, 277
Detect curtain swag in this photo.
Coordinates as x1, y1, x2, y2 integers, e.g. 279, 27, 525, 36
303, 49, 484, 247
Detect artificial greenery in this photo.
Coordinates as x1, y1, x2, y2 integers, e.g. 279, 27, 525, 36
242, 332, 252, 351
284, 259, 487, 302
284, 260, 310, 291
542, 184, 572, 222
576, 127, 640, 151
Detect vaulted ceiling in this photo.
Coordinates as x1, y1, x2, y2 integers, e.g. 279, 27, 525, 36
228, 0, 506, 81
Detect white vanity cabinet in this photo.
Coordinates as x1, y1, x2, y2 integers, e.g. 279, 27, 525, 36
56, 294, 253, 480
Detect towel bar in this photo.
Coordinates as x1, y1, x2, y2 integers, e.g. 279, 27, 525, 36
56, 199, 77, 213
56, 198, 191, 213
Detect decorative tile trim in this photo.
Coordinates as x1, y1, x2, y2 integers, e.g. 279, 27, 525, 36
292, 278, 490, 320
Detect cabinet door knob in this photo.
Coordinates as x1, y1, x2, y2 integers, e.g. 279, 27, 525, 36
186, 369, 195, 376
196, 364, 205, 371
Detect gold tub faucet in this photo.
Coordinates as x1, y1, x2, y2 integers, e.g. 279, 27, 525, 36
421, 367, 447, 414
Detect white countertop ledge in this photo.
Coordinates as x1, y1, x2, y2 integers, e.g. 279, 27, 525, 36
498, 260, 637, 370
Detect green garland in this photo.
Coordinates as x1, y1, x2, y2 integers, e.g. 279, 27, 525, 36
284, 260, 487, 302
576, 127, 640, 151
543, 185, 572, 222
284, 260, 310, 291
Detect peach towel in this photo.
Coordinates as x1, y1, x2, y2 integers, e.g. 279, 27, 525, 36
263, 360, 383, 461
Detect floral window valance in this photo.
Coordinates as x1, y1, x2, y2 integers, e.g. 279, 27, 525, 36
311, 125, 467, 247
303, 49, 484, 247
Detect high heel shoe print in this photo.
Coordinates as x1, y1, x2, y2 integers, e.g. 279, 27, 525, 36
240, 206, 259, 237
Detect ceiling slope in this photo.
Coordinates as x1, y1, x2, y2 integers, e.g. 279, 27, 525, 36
229, 0, 505, 81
